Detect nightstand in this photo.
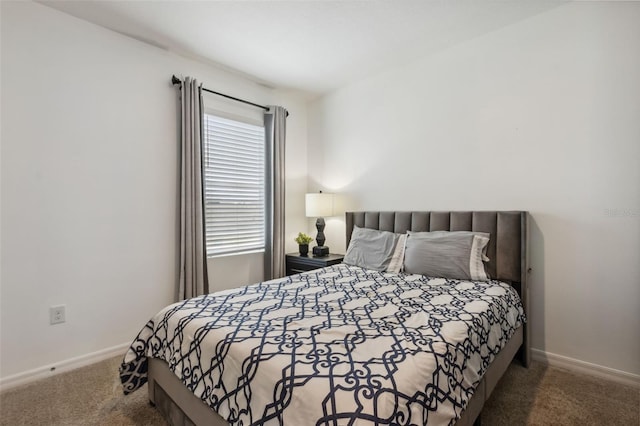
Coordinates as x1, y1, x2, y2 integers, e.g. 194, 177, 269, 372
285, 253, 344, 276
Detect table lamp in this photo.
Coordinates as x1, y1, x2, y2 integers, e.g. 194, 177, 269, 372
305, 191, 334, 257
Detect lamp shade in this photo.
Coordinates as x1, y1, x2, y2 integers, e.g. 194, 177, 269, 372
305, 193, 334, 217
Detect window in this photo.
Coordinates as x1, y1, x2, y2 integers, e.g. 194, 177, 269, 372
202, 113, 265, 257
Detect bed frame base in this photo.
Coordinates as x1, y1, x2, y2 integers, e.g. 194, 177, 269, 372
148, 326, 523, 426
149, 358, 228, 426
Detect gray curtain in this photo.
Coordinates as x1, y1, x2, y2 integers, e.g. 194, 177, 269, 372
178, 77, 209, 300
264, 106, 287, 280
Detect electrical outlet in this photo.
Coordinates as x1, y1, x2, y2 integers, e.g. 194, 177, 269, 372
50, 305, 66, 325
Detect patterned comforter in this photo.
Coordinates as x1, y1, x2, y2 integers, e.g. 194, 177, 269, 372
120, 264, 525, 426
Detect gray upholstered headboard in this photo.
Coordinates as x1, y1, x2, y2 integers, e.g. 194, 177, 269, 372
345, 210, 530, 366
345, 211, 528, 286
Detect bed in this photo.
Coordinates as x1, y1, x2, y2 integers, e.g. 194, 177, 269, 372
120, 210, 529, 426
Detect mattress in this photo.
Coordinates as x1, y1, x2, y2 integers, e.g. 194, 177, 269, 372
120, 264, 525, 425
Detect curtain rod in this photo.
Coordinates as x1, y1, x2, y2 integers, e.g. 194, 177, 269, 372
172, 75, 278, 114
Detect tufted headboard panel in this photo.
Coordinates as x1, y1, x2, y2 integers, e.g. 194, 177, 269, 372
345, 211, 528, 285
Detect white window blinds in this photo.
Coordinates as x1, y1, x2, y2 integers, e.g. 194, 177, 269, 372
202, 113, 265, 257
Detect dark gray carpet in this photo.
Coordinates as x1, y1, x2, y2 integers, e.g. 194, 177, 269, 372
0, 356, 638, 425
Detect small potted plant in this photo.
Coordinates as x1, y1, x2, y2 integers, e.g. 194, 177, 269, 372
294, 232, 313, 256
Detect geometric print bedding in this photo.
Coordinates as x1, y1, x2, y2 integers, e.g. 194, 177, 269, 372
120, 264, 525, 426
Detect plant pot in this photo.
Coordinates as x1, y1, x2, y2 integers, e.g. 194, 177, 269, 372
298, 244, 309, 256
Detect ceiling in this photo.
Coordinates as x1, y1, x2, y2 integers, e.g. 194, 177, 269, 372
39, 0, 564, 96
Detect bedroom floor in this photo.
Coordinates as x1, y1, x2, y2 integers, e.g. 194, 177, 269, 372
482, 361, 639, 425
0, 357, 637, 426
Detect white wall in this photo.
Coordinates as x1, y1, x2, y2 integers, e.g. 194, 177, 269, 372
308, 2, 640, 376
0, 1, 308, 379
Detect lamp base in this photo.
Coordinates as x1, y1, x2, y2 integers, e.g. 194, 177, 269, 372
313, 246, 330, 257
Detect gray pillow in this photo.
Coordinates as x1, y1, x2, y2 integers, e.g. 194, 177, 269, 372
403, 231, 490, 280
343, 226, 400, 272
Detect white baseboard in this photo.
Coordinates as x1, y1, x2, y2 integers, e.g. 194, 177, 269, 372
0, 343, 129, 392
531, 348, 640, 388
